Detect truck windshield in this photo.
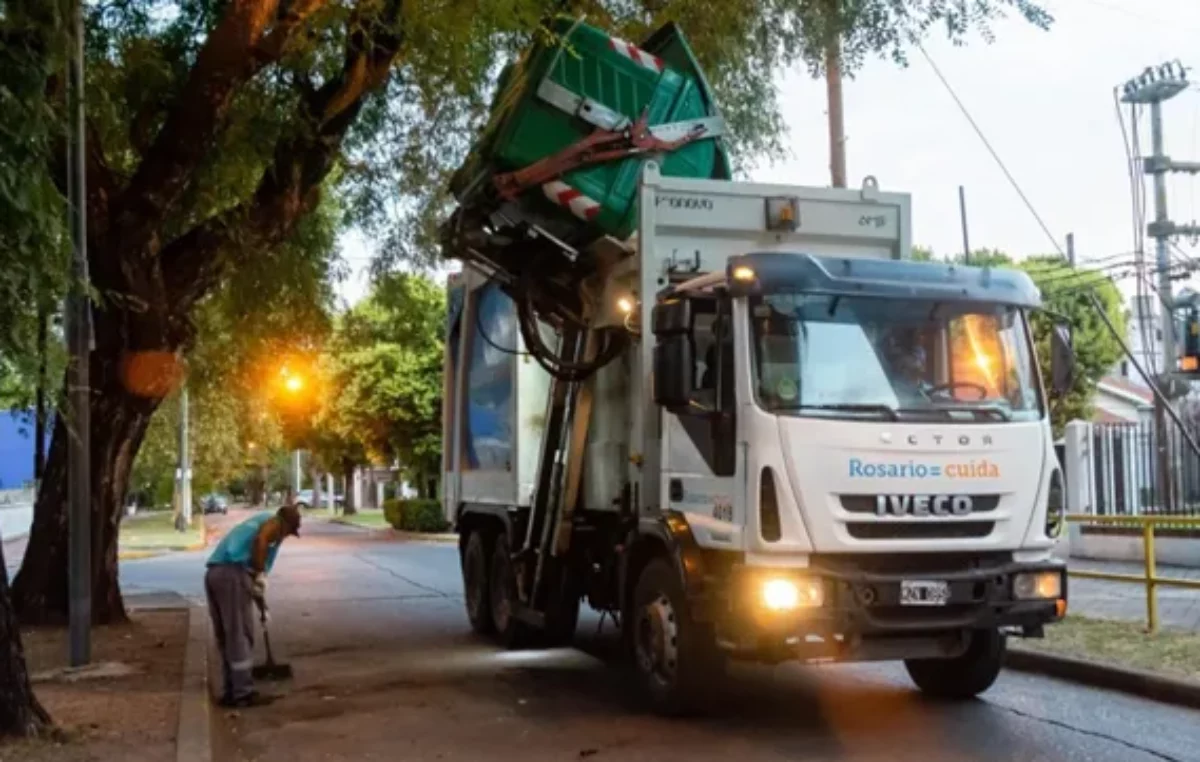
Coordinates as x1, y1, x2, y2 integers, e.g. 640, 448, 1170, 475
748, 293, 1044, 423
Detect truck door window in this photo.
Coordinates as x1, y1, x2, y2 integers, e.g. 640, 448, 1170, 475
675, 297, 736, 477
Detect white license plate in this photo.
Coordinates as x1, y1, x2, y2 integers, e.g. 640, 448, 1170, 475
899, 580, 950, 607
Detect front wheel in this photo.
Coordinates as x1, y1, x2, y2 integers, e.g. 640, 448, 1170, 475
905, 628, 1006, 700
630, 559, 725, 716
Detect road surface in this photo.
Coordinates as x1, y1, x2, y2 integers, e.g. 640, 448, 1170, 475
118, 510, 1200, 762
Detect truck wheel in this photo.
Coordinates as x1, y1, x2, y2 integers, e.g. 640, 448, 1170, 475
905, 628, 1006, 700
462, 531, 494, 636
631, 558, 725, 716
489, 534, 532, 648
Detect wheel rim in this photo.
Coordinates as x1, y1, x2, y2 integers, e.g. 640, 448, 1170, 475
635, 594, 678, 689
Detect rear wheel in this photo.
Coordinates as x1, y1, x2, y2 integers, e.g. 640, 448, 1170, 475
631, 558, 725, 716
462, 531, 494, 635
489, 533, 532, 648
905, 628, 1006, 700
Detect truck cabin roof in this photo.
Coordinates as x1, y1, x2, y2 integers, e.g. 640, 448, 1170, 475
667, 251, 1042, 310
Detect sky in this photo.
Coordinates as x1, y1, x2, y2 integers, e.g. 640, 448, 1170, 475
335, 0, 1200, 307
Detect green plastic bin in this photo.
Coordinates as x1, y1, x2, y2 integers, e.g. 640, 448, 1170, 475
450, 18, 731, 242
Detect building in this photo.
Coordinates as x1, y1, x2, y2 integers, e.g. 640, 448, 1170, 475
1093, 375, 1154, 424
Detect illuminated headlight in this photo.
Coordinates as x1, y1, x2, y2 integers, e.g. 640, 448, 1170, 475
761, 577, 824, 611
1013, 571, 1063, 601
1045, 469, 1065, 539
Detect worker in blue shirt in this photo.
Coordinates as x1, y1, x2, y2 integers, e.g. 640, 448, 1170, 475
205, 505, 301, 707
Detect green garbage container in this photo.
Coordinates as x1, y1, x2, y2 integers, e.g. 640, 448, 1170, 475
450, 17, 731, 243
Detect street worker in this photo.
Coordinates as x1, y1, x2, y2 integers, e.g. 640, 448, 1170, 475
205, 504, 301, 707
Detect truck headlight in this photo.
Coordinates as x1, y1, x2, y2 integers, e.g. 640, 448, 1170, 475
1013, 570, 1063, 600
1045, 469, 1065, 539
761, 577, 824, 611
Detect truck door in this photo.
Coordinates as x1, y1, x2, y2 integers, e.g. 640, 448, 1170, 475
660, 295, 743, 549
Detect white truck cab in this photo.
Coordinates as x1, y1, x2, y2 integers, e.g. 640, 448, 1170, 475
444, 165, 1072, 714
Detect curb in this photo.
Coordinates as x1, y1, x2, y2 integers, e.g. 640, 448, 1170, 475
1006, 646, 1200, 710
175, 604, 212, 762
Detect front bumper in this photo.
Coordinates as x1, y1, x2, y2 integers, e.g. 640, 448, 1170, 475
713, 558, 1067, 658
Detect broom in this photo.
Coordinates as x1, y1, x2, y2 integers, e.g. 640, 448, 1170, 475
252, 599, 294, 681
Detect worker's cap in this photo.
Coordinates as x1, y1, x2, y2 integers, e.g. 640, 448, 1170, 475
276, 505, 302, 537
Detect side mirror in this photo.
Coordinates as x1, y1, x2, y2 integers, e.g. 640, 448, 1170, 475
1050, 322, 1075, 396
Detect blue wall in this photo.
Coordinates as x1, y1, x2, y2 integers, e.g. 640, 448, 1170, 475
0, 410, 45, 490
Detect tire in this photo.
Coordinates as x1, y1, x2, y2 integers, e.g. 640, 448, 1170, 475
489, 533, 532, 648
905, 628, 1006, 700
462, 531, 495, 636
630, 558, 725, 716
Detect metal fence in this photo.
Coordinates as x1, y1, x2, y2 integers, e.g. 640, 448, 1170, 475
1090, 420, 1200, 517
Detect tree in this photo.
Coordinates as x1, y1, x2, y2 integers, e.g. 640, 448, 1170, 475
1021, 255, 1126, 434
321, 273, 445, 498
782, 0, 1053, 186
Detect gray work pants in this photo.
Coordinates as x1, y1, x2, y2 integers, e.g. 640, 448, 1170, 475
205, 564, 256, 700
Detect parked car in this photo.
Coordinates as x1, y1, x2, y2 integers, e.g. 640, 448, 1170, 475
294, 489, 315, 509
200, 493, 229, 515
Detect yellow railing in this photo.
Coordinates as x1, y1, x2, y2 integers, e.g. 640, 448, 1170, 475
1066, 514, 1200, 634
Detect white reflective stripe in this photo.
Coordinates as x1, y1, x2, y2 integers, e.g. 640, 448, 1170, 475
609, 37, 663, 73
230, 658, 255, 671
542, 180, 601, 222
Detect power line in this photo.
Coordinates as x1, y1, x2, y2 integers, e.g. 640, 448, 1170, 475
915, 41, 1065, 259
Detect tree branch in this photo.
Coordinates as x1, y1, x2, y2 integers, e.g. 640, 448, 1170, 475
109, 0, 281, 262
254, 0, 330, 64
161, 1, 407, 309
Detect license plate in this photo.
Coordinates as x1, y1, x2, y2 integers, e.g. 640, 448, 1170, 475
900, 580, 950, 607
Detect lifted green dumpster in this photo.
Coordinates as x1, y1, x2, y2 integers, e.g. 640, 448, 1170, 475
448, 17, 731, 248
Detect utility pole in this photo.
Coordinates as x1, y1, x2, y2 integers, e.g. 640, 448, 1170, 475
823, 1, 846, 188
66, 0, 91, 667
1066, 232, 1075, 267
174, 385, 191, 531
958, 186, 971, 263
1120, 61, 1200, 513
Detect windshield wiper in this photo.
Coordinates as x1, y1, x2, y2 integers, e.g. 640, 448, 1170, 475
914, 404, 1012, 422
774, 403, 900, 421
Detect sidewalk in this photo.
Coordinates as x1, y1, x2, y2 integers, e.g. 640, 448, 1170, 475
1065, 556, 1200, 630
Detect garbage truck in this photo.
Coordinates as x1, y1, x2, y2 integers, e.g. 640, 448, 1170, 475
440, 16, 1074, 715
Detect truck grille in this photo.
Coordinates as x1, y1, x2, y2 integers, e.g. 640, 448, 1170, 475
839, 495, 1000, 514
845, 521, 995, 540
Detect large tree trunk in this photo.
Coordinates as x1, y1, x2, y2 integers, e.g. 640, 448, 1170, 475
0, 541, 51, 737
13, 362, 157, 626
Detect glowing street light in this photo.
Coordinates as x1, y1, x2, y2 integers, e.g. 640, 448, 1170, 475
284, 374, 303, 393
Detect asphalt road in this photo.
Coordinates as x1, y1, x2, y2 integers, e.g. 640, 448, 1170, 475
120, 511, 1200, 762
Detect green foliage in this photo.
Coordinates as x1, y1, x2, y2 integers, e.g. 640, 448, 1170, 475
1021, 255, 1126, 434
0, 3, 69, 410
784, 0, 1053, 76
313, 272, 445, 489
383, 498, 448, 533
